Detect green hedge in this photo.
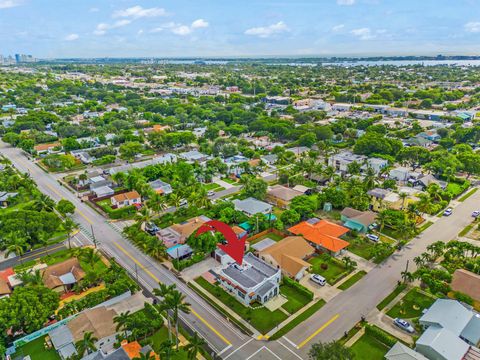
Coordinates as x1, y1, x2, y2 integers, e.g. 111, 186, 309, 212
364, 324, 397, 347
283, 276, 314, 301
104, 205, 137, 219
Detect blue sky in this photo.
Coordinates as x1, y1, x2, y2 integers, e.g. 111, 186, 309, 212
1, 0, 480, 58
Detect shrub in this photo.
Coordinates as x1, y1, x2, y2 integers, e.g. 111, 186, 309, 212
105, 205, 137, 219
364, 324, 397, 347
283, 277, 314, 300
453, 291, 474, 305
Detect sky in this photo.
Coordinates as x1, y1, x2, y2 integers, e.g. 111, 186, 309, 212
2, 0, 480, 58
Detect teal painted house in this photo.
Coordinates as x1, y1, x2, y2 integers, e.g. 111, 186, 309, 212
340, 207, 377, 233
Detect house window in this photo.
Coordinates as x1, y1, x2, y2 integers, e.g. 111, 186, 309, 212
238, 291, 245, 299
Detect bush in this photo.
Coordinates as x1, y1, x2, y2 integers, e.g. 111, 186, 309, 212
172, 252, 206, 271
364, 324, 397, 347
105, 205, 137, 219
283, 277, 314, 301
453, 291, 474, 305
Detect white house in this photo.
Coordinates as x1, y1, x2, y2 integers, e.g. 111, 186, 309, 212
216, 252, 281, 306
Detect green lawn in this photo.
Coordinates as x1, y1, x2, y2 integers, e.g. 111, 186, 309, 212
418, 221, 434, 233
14, 336, 60, 360
249, 232, 285, 244
350, 333, 389, 360
348, 241, 375, 260
270, 300, 326, 340
280, 283, 311, 314
146, 326, 170, 352
377, 284, 407, 310
195, 277, 288, 334
309, 256, 350, 285
446, 182, 465, 197
387, 287, 436, 319
459, 188, 478, 202
204, 183, 220, 191
221, 177, 239, 185
338, 271, 367, 291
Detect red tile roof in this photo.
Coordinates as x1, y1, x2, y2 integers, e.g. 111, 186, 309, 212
288, 219, 350, 252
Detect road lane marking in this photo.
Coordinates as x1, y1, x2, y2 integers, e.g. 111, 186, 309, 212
277, 340, 303, 360
281, 336, 297, 348
76, 208, 93, 225
112, 241, 232, 346
222, 339, 252, 359
264, 347, 282, 360
20, 244, 65, 260
297, 314, 340, 349
45, 183, 64, 198
245, 347, 266, 360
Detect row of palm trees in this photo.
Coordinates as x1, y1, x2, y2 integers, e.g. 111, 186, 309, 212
112, 282, 205, 359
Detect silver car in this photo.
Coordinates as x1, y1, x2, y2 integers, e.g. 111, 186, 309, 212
394, 318, 415, 333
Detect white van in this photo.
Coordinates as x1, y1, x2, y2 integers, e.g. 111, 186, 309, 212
310, 274, 326, 286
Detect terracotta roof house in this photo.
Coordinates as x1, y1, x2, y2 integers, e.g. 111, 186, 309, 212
259, 236, 315, 280
340, 207, 377, 233
288, 218, 350, 256
451, 269, 480, 302
34, 142, 61, 154
111, 190, 141, 209
157, 215, 211, 248
266, 185, 304, 209
0, 278, 11, 298
42, 258, 86, 293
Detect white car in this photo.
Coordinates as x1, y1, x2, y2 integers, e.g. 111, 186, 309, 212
443, 208, 453, 216
394, 318, 415, 333
207, 191, 215, 197
472, 211, 480, 218
310, 274, 326, 286
366, 233, 380, 242
179, 199, 188, 207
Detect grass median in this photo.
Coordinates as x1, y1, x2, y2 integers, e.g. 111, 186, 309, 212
338, 270, 367, 291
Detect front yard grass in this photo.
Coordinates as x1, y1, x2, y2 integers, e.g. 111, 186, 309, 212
195, 277, 287, 334
309, 256, 351, 285
377, 284, 407, 310
350, 332, 390, 360
348, 240, 375, 260
14, 336, 60, 360
280, 283, 311, 314
338, 271, 367, 291
204, 183, 220, 191
387, 287, 436, 319
221, 177, 239, 185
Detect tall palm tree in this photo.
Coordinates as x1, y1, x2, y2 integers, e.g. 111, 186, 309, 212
33, 194, 55, 211
79, 247, 101, 267
153, 283, 176, 341
149, 192, 167, 215
167, 290, 191, 350
113, 311, 131, 339
6, 237, 28, 257
185, 332, 206, 360
75, 331, 98, 356
63, 217, 77, 249
399, 192, 408, 210
168, 194, 181, 209
145, 237, 166, 260
158, 340, 174, 360
133, 350, 154, 360
17, 269, 44, 286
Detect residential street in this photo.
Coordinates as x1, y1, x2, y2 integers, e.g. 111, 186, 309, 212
0, 242, 67, 271
2, 140, 479, 360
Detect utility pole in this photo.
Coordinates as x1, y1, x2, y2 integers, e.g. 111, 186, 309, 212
134, 263, 139, 283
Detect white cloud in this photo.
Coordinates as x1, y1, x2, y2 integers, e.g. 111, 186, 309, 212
465, 22, 480, 33
113, 5, 166, 19
94, 19, 131, 35
244, 21, 289, 38
0, 0, 22, 9
337, 0, 355, 5
332, 24, 345, 32
351, 27, 374, 40
191, 19, 209, 29
64, 33, 79, 41
89, 7, 99, 12
171, 25, 192, 36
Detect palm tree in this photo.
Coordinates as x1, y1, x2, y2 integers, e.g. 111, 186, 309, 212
169, 193, 181, 209
399, 192, 408, 210
149, 192, 167, 215
153, 283, 176, 341
63, 217, 77, 249
158, 340, 174, 360
33, 194, 55, 211
75, 331, 98, 356
79, 247, 101, 267
6, 237, 28, 257
401, 270, 414, 284
376, 211, 389, 232
145, 237, 166, 259
166, 290, 191, 350
185, 332, 206, 360
113, 311, 131, 339
342, 256, 357, 271
17, 269, 44, 286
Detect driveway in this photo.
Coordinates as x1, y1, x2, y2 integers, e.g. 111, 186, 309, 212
181, 257, 219, 283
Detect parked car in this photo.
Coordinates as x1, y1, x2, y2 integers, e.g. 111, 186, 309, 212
394, 318, 415, 333
443, 208, 453, 216
179, 199, 188, 207
368, 223, 378, 230
207, 190, 215, 197
145, 222, 159, 235
310, 274, 326, 286
472, 210, 480, 218
366, 233, 380, 242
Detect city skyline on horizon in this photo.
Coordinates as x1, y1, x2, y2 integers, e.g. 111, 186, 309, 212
2, 0, 480, 58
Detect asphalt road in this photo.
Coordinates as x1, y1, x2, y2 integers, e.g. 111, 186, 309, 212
0, 242, 67, 271
3, 140, 477, 360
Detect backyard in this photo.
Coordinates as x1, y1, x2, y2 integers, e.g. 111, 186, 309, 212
309, 255, 351, 285
248, 231, 285, 245
386, 287, 436, 319
350, 332, 390, 360
279, 282, 311, 314
194, 277, 288, 334
13, 336, 60, 360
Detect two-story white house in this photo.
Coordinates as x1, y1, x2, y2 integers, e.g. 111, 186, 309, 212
216, 252, 281, 306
